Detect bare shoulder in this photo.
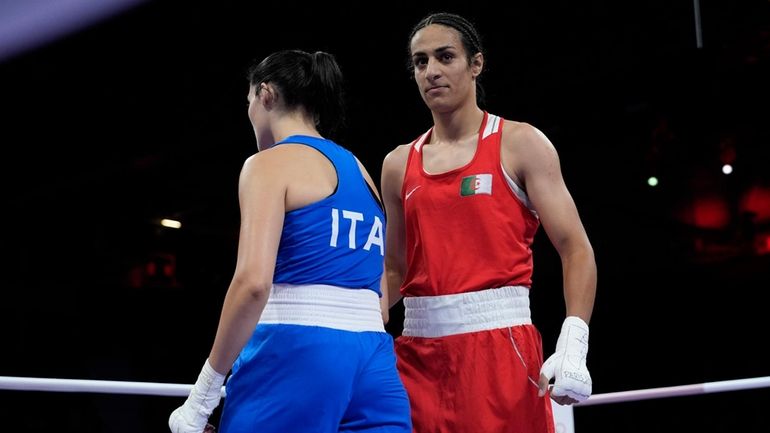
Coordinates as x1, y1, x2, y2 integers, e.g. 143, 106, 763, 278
241, 147, 281, 173
502, 120, 556, 153
240, 145, 305, 181
240, 152, 261, 178
501, 120, 561, 171
382, 143, 412, 170
380, 143, 412, 197
499, 120, 563, 184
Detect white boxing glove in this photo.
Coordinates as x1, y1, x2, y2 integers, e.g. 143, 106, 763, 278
169, 358, 226, 433
539, 316, 592, 404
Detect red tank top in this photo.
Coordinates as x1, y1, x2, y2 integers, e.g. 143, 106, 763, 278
400, 112, 540, 297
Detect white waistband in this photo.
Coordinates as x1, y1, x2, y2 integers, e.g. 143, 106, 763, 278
402, 286, 532, 338
259, 284, 385, 332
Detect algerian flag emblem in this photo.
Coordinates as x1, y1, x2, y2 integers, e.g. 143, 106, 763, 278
460, 174, 492, 196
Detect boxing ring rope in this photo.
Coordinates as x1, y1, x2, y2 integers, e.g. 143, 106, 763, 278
575, 375, 770, 406
2, 374, 769, 432
1, 374, 768, 401
0, 376, 211, 397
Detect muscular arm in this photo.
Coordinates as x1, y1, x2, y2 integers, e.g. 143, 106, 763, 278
207, 153, 286, 374
381, 145, 410, 310
503, 123, 597, 324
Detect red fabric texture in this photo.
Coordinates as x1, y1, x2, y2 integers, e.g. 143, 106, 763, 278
400, 112, 540, 297
395, 325, 555, 433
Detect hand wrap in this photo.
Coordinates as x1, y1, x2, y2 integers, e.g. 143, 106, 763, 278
169, 359, 225, 433
540, 316, 591, 403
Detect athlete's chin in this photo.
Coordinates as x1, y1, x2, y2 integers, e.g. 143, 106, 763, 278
424, 99, 457, 113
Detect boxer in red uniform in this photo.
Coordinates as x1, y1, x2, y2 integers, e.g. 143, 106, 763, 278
381, 12, 597, 433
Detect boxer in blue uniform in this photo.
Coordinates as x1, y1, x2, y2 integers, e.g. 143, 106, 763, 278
169, 50, 411, 433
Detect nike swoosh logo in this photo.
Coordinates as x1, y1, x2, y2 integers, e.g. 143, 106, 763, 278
405, 185, 422, 200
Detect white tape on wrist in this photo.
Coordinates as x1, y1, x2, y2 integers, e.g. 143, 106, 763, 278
540, 316, 592, 403
169, 359, 226, 433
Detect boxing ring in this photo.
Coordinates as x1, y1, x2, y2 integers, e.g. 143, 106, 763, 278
1, 374, 769, 432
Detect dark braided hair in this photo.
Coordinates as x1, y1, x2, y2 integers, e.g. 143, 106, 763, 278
407, 12, 486, 106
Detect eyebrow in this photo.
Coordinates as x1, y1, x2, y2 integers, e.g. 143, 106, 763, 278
413, 45, 456, 57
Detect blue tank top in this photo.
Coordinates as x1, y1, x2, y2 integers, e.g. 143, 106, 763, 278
272, 135, 385, 295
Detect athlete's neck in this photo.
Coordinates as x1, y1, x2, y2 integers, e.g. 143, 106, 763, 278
429, 105, 484, 145
270, 112, 323, 145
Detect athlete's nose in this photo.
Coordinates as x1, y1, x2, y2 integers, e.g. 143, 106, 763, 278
425, 57, 442, 81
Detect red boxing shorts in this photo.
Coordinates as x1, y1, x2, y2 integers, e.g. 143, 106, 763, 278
395, 287, 554, 433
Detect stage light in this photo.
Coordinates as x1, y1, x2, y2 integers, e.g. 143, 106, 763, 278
160, 218, 182, 229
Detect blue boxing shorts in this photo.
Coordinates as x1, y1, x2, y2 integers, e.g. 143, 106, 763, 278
218, 284, 412, 433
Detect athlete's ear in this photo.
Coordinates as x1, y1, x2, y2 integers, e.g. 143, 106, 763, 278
471, 52, 484, 78
259, 82, 277, 109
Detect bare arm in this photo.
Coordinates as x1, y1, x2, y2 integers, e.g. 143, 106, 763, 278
379, 268, 390, 324
381, 145, 410, 309
206, 153, 286, 375
355, 157, 390, 324
169, 151, 286, 433
504, 122, 596, 405
503, 123, 596, 324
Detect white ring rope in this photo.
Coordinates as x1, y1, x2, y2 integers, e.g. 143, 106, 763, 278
0, 376, 224, 397
576, 375, 770, 406
0, 375, 768, 403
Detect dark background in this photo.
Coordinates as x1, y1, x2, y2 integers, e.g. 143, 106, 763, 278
1, 0, 769, 432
